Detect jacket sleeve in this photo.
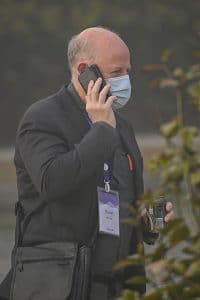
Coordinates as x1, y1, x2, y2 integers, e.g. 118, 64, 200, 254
17, 112, 119, 201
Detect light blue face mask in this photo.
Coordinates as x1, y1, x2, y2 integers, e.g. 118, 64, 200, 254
105, 74, 132, 110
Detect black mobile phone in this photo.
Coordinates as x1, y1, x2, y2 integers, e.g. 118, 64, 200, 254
148, 197, 167, 230
78, 64, 112, 98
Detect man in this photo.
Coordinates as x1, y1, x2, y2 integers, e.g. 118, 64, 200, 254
0, 27, 174, 300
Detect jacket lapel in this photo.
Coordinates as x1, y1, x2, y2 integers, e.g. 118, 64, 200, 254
57, 84, 90, 147
116, 114, 144, 199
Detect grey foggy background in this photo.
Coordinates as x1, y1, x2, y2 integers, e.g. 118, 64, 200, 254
0, 0, 199, 283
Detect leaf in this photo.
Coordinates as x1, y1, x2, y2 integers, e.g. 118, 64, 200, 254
173, 67, 184, 78
137, 242, 145, 256
179, 127, 198, 148
162, 218, 183, 234
188, 81, 200, 98
150, 243, 167, 261
148, 150, 176, 174
163, 163, 184, 183
141, 191, 155, 207
160, 48, 173, 63
171, 261, 187, 275
143, 290, 163, 300
184, 237, 200, 255
159, 78, 179, 88
187, 81, 200, 110
185, 283, 200, 298
148, 158, 159, 173
166, 282, 186, 299
120, 289, 140, 300
126, 276, 147, 286
157, 150, 175, 168
190, 170, 200, 186
186, 70, 200, 80
168, 222, 190, 247
160, 118, 180, 138
186, 260, 200, 277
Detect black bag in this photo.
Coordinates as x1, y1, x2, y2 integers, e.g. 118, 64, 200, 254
7, 201, 97, 300
10, 242, 78, 300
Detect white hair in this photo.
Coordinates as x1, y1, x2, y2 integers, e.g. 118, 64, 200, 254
67, 34, 95, 74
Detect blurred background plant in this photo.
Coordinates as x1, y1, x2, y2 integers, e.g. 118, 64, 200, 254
115, 49, 200, 300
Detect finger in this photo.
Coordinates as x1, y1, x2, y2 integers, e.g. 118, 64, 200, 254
105, 95, 117, 108
91, 77, 102, 101
165, 202, 173, 212
164, 210, 175, 223
86, 80, 94, 97
99, 83, 111, 104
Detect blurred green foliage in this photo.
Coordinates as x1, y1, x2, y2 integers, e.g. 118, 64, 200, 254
0, 0, 199, 144
116, 51, 200, 299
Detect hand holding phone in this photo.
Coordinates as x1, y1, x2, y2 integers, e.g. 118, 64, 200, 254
78, 65, 117, 128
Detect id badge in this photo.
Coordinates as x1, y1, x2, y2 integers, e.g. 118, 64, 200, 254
97, 187, 120, 237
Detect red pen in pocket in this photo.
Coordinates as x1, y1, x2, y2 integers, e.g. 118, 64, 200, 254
127, 154, 134, 172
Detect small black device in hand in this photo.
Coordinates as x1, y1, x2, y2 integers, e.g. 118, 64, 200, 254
78, 64, 112, 98
149, 197, 167, 230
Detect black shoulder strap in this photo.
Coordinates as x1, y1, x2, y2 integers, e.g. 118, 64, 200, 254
14, 201, 24, 247
14, 201, 45, 247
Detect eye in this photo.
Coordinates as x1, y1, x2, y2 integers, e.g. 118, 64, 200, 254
110, 69, 122, 76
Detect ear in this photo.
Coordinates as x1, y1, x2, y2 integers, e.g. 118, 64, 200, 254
77, 62, 88, 74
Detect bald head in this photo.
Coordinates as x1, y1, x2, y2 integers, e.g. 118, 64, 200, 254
68, 27, 130, 75
78, 27, 127, 52
67, 27, 131, 99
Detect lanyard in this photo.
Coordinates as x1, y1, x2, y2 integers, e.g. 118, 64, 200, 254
84, 113, 111, 192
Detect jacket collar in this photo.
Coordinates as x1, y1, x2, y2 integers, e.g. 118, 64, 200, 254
66, 82, 86, 112
56, 82, 86, 115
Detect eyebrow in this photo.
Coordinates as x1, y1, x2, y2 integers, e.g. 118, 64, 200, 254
110, 66, 132, 74
110, 69, 121, 74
